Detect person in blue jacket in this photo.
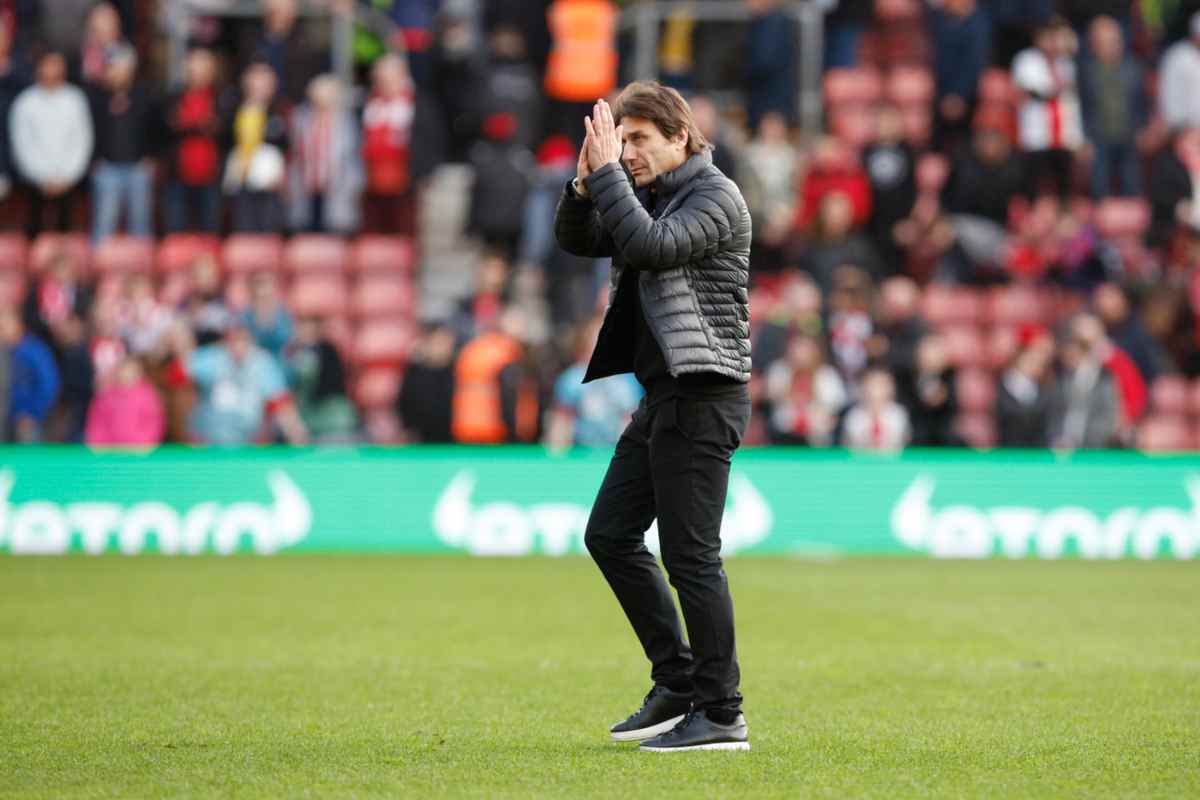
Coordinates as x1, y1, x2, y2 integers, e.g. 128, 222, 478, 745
0, 306, 61, 442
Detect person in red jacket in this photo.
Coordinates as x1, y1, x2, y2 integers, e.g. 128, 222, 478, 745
361, 53, 415, 235
794, 136, 872, 231
165, 49, 222, 233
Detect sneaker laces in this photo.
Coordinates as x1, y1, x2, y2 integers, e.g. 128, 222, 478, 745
624, 686, 665, 723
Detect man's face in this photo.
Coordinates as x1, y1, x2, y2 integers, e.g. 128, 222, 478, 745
619, 116, 688, 188
38, 54, 66, 88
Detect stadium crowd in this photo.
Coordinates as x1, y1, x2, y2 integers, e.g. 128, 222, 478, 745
1, 0, 1200, 450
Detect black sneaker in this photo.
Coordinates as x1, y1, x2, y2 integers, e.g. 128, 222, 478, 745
609, 686, 693, 742
639, 709, 750, 752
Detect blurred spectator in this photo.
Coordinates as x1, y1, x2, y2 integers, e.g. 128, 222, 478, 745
89, 296, 126, 386
117, 272, 173, 356
753, 275, 824, 372
479, 25, 542, 150
798, 192, 884, 293
1078, 16, 1148, 198
88, 44, 159, 242
361, 53, 416, 236
763, 331, 846, 445
49, 312, 93, 442
996, 328, 1055, 446
740, 112, 797, 274
1012, 18, 1083, 199
424, 6, 487, 165
821, 0, 871, 70
181, 319, 307, 446
242, 273, 293, 362
871, 276, 928, 387
1148, 128, 1200, 247
0, 19, 30, 205
468, 115, 534, 259
240, 0, 327, 106
0, 306, 60, 442
825, 266, 876, 380
1049, 314, 1120, 448
1074, 311, 1147, 430
862, 106, 917, 263
544, 314, 642, 450
78, 2, 125, 87
180, 254, 232, 346
83, 354, 164, 446
795, 137, 871, 231
165, 49, 222, 233
932, 0, 991, 151
222, 62, 288, 233
284, 315, 356, 443
983, 0, 1054, 67
900, 333, 960, 446
1160, 12, 1200, 131
22, 249, 94, 355
746, 0, 798, 130
942, 118, 1025, 226
542, 0, 617, 142
1093, 282, 1168, 383
9, 51, 93, 237
454, 251, 510, 342
451, 306, 538, 443
398, 321, 457, 443
689, 94, 738, 180
841, 366, 910, 450
287, 74, 363, 234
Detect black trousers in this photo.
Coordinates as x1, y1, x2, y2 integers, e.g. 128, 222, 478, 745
584, 386, 751, 715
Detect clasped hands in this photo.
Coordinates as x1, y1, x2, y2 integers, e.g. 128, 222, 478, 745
574, 99, 624, 198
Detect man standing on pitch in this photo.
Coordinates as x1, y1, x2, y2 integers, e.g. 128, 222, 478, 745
554, 82, 753, 752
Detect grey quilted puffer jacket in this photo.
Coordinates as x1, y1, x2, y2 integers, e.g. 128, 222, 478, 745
553, 148, 752, 384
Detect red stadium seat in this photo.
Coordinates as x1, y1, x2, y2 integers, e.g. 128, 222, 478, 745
986, 285, 1048, 325
886, 65, 934, 107
1137, 415, 1193, 452
157, 234, 221, 274
941, 324, 985, 368
922, 285, 982, 327
0, 233, 28, 272
823, 67, 883, 107
1187, 378, 1200, 417
956, 368, 996, 414
350, 275, 415, 319
876, 0, 922, 22
900, 106, 932, 148
225, 275, 251, 311
285, 234, 348, 274
1150, 375, 1189, 416
352, 320, 414, 365
0, 271, 26, 305
288, 274, 348, 318
955, 412, 997, 448
355, 366, 402, 409
222, 234, 284, 275
30, 232, 89, 273
351, 235, 415, 275
93, 235, 154, 274
985, 325, 1020, 370
1094, 198, 1150, 239
828, 106, 878, 151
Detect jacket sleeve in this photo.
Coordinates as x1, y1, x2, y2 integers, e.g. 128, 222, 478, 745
584, 160, 742, 272
553, 178, 614, 258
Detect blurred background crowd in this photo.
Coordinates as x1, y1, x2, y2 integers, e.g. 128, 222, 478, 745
2, 0, 1200, 451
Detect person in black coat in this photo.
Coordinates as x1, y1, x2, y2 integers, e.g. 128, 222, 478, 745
996, 338, 1054, 447
397, 322, 457, 443
901, 333, 961, 447
1148, 129, 1200, 248
87, 44, 163, 241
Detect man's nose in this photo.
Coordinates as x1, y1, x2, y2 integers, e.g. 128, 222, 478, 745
622, 142, 636, 162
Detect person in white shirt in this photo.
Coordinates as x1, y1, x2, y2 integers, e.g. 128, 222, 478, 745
1159, 12, 1200, 131
842, 366, 911, 451
1012, 17, 1082, 199
8, 50, 94, 236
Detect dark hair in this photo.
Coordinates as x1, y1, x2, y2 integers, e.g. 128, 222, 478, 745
611, 81, 711, 156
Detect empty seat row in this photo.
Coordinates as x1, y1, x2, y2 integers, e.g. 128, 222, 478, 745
0, 233, 417, 277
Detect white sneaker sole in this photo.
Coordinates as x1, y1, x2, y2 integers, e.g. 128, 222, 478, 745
640, 741, 751, 752
609, 713, 688, 742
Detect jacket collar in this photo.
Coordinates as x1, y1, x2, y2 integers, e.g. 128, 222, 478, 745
651, 148, 712, 199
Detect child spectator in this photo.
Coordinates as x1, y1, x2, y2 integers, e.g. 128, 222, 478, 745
84, 355, 165, 447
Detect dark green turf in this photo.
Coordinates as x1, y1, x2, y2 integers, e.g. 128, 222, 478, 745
1, 556, 1197, 798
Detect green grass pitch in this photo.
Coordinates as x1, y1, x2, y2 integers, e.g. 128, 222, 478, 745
1, 556, 1198, 798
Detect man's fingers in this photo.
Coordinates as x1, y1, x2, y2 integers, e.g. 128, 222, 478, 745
584, 116, 596, 141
